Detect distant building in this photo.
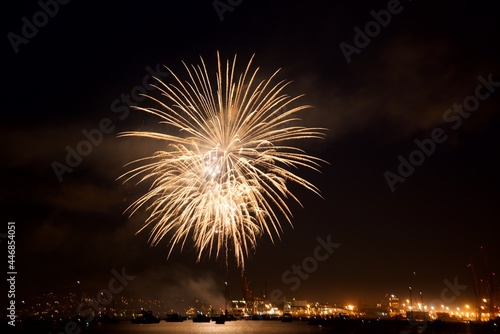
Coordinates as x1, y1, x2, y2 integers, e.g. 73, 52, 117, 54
387, 294, 401, 317
360, 306, 388, 319
287, 299, 309, 316
358, 295, 401, 319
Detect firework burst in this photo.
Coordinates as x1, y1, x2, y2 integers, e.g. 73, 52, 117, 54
119, 53, 326, 268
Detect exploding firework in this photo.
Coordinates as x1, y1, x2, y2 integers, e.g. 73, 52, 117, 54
119, 53, 326, 268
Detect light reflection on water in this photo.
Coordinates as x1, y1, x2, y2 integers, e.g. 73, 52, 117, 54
90, 320, 326, 334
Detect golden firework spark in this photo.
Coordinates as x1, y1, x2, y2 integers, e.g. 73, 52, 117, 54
119, 53, 326, 268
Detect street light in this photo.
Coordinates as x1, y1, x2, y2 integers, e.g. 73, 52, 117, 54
408, 287, 413, 320
420, 291, 424, 320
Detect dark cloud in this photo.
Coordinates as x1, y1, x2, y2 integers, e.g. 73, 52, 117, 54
129, 264, 226, 311
298, 35, 499, 143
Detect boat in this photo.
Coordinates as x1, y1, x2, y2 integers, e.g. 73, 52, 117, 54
131, 310, 161, 324
164, 313, 184, 322
281, 312, 292, 322
192, 313, 211, 323
214, 315, 226, 324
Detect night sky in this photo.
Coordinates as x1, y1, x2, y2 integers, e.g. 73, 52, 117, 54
3, 0, 500, 310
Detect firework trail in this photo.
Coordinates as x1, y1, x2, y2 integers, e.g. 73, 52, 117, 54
119, 53, 326, 268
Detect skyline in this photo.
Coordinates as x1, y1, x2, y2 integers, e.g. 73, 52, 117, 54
2, 0, 499, 312
11, 281, 489, 319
